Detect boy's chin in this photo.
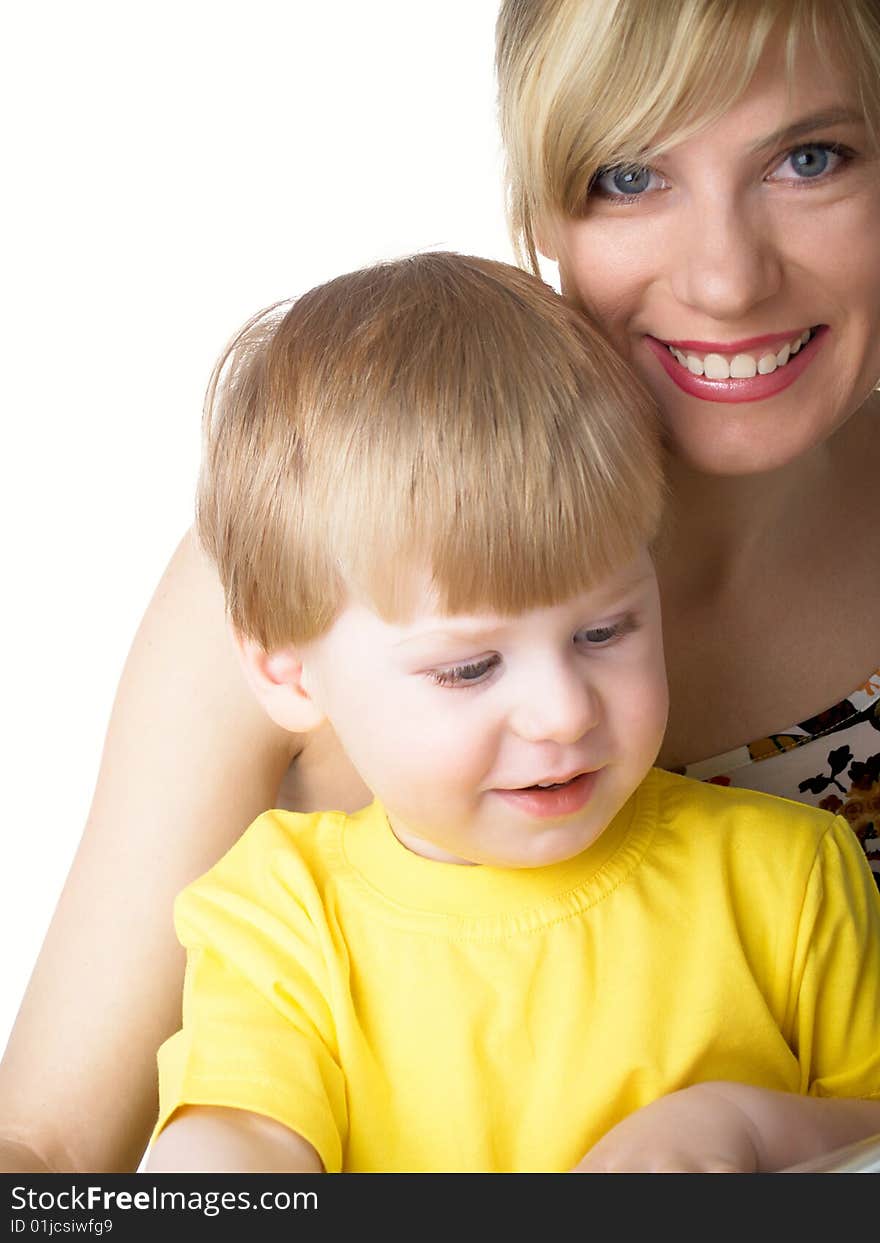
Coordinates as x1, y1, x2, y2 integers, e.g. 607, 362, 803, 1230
495, 821, 606, 870
388, 818, 602, 869
451, 813, 611, 870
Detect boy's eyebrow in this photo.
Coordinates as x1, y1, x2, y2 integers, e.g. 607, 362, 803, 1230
394, 569, 657, 650
394, 623, 506, 650
750, 107, 864, 157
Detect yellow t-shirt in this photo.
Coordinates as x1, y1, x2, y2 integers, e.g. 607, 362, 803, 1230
155, 769, 880, 1172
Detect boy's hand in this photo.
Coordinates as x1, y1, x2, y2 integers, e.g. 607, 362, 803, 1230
572, 1083, 762, 1173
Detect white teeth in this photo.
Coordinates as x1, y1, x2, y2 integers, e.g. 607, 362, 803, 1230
703, 353, 730, 380
730, 353, 757, 379
667, 328, 814, 379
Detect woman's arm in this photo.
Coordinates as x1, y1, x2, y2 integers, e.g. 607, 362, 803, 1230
572, 1083, 880, 1172
146, 1107, 323, 1174
0, 529, 301, 1173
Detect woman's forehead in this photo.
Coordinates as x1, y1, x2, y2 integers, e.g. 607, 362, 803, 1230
498, 0, 880, 266
642, 32, 865, 161
568, 23, 872, 220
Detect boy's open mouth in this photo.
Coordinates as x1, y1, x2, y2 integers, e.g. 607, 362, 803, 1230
523, 775, 581, 790
494, 770, 599, 819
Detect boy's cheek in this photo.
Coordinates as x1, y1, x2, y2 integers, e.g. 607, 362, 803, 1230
389, 726, 490, 798
611, 665, 668, 756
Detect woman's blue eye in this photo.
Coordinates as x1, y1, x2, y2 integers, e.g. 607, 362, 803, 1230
773, 142, 848, 182
789, 144, 831, 177
592, 142, 849, 204
611, 166, 651, 194
593, 164, 656, 198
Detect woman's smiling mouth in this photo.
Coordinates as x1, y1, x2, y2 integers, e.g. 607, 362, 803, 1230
645, 326, 828, 403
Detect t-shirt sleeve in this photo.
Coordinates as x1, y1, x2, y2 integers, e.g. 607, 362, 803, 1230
789, 815, 880, 1098
152, 811, 347, 1172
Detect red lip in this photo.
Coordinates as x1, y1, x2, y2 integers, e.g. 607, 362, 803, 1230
661, 328, 811, 353
493, 770, 598, 820
645, 326, 827, 404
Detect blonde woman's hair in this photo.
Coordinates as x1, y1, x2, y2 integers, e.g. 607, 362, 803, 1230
197, 253, 663, 650
496, 0, 880, 271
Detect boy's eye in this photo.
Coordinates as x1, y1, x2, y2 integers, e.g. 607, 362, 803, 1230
575, 614, 637, 647
768, 142, 849, 183
428, 655, 500, 689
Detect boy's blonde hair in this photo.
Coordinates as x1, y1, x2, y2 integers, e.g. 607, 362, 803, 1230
496, 0, 880, 271
197, 253, 663, 650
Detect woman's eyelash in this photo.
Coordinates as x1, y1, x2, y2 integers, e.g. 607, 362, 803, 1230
587, 140, 854, 206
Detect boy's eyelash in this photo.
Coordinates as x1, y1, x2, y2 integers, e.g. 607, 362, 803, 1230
428, 655, 500, 688
426, 614, 640, 687
576, 613, 639, 646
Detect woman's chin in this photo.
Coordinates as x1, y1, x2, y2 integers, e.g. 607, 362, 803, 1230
660, 414, 836, 479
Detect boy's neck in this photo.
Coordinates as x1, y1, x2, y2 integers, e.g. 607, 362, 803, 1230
389, 815, 479, 866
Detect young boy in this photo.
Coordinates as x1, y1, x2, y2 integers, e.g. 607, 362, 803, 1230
148, 254, 880, 1173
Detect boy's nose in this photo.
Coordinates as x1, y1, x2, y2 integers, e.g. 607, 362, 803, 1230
508, 668, 599, 746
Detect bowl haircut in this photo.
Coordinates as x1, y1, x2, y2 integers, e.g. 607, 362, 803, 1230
197, 253, 664, 650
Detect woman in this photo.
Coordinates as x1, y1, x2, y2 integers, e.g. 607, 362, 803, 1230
2, 0, 878, 1172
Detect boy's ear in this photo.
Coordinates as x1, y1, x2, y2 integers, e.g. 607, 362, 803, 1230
233, 631, 326, 734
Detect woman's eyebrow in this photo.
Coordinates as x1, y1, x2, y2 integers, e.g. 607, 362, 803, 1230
751, 107, 864, 156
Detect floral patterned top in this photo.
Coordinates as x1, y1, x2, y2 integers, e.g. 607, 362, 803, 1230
672, 668, 880, 891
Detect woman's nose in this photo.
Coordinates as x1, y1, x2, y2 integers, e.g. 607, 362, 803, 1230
508, 666, 599, 746
669, 198, 783, 322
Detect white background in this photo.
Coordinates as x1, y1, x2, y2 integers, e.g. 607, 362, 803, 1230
0, 2, 534, 1050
